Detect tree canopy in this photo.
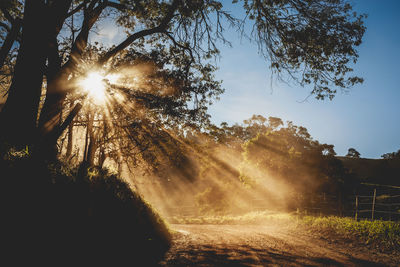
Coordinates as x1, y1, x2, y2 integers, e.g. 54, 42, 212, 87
137, 114, 355, 214
0, 0, 365, 159
346, 147, 360, 158
381, 149, 400, 160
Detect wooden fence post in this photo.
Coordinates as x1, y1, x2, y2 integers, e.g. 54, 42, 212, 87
371, 188, 376, 220
355, 195, 358, 221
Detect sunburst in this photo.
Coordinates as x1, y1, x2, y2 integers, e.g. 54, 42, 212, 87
79, 71, 109, 105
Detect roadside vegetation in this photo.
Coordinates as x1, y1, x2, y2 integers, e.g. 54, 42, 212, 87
169, 211, 400, 252
169, 211, 292, 225
300, 216, 400, 252
0, 148, 171, 266
3, 1, 399, 265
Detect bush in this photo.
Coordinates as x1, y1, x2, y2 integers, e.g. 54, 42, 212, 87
0, 153, 171, 266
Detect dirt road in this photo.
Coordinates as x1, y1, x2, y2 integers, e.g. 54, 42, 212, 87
159, 224, 399, 266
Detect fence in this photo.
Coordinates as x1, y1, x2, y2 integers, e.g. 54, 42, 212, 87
165, 184, 400, 221
354, 184, 400, 221
299, 193, 342, 217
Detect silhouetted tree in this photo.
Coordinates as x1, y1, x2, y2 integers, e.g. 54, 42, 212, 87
0, 0, 365, 158
346, 147, 360, 158
240, 118, 348, 208
381, 149, 400, 159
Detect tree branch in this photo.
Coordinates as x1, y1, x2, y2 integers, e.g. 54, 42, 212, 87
65, 2, 86, 18
105, 1, 126, 11
164, 31, 195, 62
98, 27, 163, 65
63, 1, 106, 71
98, 0, 181, 64
0, 6, 15, 24
49, 0, 74, 36
0, 21, 11, 32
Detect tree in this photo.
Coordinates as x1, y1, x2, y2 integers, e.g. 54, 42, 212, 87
61, 44, 223, 170
239, 118, 349, 209
0, 1, 22, 69
346, 147, 360, 158
381, 149, 400, 159
0, 0, 365, 156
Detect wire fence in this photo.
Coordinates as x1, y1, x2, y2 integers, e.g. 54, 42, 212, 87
166, 184, 400, 221
354, 187, 400, 221
293, 184, 400, 221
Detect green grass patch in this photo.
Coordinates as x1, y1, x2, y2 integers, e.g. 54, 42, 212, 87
169, 211, 293, 225
299, 215, 400, 251
169, 210, 400, 252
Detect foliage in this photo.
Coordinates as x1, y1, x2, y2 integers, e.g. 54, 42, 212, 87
0, 0, 365, 150
346, 147, 360, 158
59, 43, 223, 172
300, 216, 400, 252
2, 144, 29, 160
0, 153, 171, 266
0, 1, 369, 261
170, 212, 400, 252
169, 211, 292, 225
240, 117, 346, 193
381, 149, 400, 160
135, 115, 361, 216
241, 0, 366, 100
136, 115, 359, 217
339, 156, 400, 186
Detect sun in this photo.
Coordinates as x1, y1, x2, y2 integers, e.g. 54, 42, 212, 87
79, 71, 108, 104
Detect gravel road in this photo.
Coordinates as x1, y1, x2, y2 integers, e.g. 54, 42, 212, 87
159, 224, 399, 266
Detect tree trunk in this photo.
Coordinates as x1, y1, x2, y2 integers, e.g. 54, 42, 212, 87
38, 3, 105, 140
0, 0, 49, 147
83, 111, 94, 161
87, 134, 97, 166
98, 122, 108, 168
37, 71, 70, 137
98, 147, 106, 168
66, 101, 75, 158
82, 110, 97, 167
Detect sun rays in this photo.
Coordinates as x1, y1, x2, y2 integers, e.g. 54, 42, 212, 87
79, 71, 114, 105
70, 64, 296, 220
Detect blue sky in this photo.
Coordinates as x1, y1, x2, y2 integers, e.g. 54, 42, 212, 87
208, 0, 400, 159
1, 1, 394, 159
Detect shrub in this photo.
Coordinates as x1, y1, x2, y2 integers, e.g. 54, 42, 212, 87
0, 155, 171, 266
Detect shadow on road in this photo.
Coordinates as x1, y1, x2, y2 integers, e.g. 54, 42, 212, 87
161, 243, 384, 266
159, 224, 393, 266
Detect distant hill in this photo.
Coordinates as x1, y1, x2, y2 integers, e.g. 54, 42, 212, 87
338, 156, 400, 186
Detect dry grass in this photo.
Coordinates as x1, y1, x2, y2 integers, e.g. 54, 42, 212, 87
168, 211, 400, 251
299, 215, 400, 251
168, 210, 293, 225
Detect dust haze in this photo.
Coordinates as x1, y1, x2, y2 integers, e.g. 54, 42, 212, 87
129, 129, 327, 220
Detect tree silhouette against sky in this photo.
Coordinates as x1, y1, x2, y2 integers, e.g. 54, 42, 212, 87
0, 0, 365, 158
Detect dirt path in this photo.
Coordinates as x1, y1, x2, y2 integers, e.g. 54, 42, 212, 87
159, 224, 399, 266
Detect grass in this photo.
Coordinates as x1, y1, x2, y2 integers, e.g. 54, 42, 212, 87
299, 215, 400, 251
169, 210, 400, 252
0, 149, 172, 266
168, 210, 293, 225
